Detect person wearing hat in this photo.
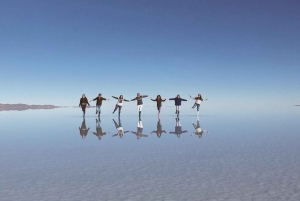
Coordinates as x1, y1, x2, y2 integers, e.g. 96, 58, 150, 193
169, 94, 187, 115
90, 93, 110, 115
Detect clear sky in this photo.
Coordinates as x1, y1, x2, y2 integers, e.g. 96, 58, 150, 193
1, 0, 299, 110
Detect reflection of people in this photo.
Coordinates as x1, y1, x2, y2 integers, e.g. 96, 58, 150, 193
169, 117, 187, 138
112, 118, 129, 138
151, 119, 166, 138
131, 93, 148, 117
90, 117, 109, 140
191, 118, 208, 138
90, 93, 109, 116
189, 94, 208, 116
169, 95, 187, 115
151, 95, 166, 117
131, 119, 149, 140
79, 94, 90, 117
112, 95, 130, 115
79, 117, 90, 140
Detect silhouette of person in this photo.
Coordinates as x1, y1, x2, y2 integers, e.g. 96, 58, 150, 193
190, 117, 208, 138
131, 93, 148, 117
90, 117, 109, 140
151, 119, 166, 138
189, 94, 208, 116
112, 117, 129, 138
150, 95, 166, 118
169, 117, 187, 138
79, 117, 90, 140
131, 118, 149, 139
79, 94, 90, 117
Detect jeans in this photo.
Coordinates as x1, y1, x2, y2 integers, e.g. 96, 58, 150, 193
192, 103, 200, 111
96, 105, 101, 113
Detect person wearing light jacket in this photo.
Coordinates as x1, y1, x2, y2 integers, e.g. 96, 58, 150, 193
131, 93, 148, 117
112, 95, 130, 115
189, 94, 208, 116
169, 94, 187, 115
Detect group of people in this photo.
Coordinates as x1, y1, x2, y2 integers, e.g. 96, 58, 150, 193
79, 116, 208, 140
79, 93, 208, 117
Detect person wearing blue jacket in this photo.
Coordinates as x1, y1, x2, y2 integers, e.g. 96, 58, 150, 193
169, 94, 187, 115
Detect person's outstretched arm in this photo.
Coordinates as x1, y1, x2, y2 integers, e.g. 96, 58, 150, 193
112, 96, 118, 99
124, 99, 130, 102
169, 98, 175, 100
181, 98, 187, 101
87, 99, 90, 106
131, 97, 137, 101
150, 98, 156, 101
142, 95, 148, 98
162, 99, 166, 102
189, 95, 195, 100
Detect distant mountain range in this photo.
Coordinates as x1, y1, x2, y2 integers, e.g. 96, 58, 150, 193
0, 103, 61, 111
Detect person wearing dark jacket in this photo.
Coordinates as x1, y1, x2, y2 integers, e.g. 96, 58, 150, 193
131, 93, 148, 117
79, 94, 90, 116
90, 93, 109, 115
169, 94, 187, 115
151, 95, 166, 116
112, 95, 130, 115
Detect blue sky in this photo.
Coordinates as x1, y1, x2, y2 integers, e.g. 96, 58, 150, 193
0, 0, 299, 110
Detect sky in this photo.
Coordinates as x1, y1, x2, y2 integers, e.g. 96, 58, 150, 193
0, 0, 299, 110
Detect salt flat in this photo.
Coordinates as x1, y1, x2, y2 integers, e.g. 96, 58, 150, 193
0, 107, 299, 201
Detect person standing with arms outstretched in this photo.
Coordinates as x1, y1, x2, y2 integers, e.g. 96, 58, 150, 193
131, 93, 148, 117
189, 94, 208, 116
90, 93, 109, 116
169, 94, 187, 115
151, 95, 166, 117
79, 94, 90, 117
112, 95, 130, 115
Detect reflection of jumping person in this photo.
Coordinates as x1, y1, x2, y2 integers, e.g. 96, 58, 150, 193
79, 117, 90, 140
189, 94, 208, 116
151, 95, 166, 117
112, 95, 130, 115
151, 119, 166, 138
169, 95, 187, 115
112, 118, 129, 138
90, 117, 109, 140
79, 94, 90, 117
131, 120, 149, 140
90, 93, 109, 115
191, 118, 208, 138
131, 93, 148, 117
169, 117, 187, 138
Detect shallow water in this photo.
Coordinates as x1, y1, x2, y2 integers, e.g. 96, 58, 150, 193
0, 107, 299, 201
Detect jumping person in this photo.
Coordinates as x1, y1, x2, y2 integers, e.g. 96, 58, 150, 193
169, 117, 188, 138
79, 94, 90, 116
90, 93, 109, 116
169, 94, 187, 115
131, 93, 148, 117
112, 95, 130, 115
151, 95, 166, 117
112, 117, 129, 138
189, 94, 208, 116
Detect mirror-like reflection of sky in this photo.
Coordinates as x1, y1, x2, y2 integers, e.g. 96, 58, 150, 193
1, 108, 299, 201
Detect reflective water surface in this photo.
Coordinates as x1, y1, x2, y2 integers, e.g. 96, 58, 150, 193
0, 107, 299, 201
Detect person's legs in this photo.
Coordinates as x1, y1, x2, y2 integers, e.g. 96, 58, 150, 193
97, 105, 101, 113
113, 105, 118, 114
192, 103, 197, 109
118, 106, 122, 115
82, 105, 86, 116
113, 119, 118, 128
176, 105, 181, 114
